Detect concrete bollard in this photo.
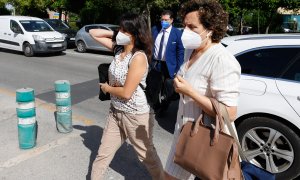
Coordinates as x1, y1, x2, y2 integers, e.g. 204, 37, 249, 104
55, 80, 72, 133
16, 88, 37, 149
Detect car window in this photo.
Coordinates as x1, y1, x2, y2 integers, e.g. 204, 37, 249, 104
109, 26, 119, 32
282, 56, 300, 82
85, 25, 107, 32
10, 20, 22, 33
236, 48, 300, 78
46, 19, 69, 30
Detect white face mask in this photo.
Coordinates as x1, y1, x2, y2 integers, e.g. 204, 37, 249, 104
116, 31, 131, 45
181, 29, 210, 49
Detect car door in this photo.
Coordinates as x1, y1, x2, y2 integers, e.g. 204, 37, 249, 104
82, 25, 100, 50
235, 47, 300, 117
6, 20, 24, 51
277, 51, 300, 117
85, 25, 109, 51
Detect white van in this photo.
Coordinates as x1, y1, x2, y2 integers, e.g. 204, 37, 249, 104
0, 16, 67, 56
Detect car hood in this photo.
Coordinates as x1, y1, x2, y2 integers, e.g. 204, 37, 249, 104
28, 31, 63, 39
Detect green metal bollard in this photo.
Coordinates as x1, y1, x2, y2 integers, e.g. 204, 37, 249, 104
55, 80, 72, 133
16, 88, 37, 149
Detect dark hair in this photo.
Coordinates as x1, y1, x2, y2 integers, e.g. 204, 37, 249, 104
161, 10, 174, 19
119, 13, 153, 62
180, 0, 228, 43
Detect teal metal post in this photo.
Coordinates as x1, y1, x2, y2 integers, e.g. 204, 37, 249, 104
16, 88, 37, 149
55, 80, 72, 133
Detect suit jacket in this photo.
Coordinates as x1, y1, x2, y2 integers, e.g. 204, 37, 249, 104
151, 25, 184, 79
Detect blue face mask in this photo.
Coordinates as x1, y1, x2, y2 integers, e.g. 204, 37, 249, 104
161, 21, 170, 29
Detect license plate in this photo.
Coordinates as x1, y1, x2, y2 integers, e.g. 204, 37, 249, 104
52, 44, 62, 47
70, 38, 75, 40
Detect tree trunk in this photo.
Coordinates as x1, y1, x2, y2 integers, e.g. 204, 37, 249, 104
146, 3, 151, 30
58, 8, 62, 20
265, 12, 275, 34
64, 11, 68, 23
239, 13, 243, 35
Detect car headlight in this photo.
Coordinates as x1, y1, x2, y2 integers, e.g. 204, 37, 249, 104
61, 33, 67, 39
32, 35, 45, 41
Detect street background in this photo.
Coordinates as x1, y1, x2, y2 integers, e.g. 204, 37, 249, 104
0, 49, 189, 180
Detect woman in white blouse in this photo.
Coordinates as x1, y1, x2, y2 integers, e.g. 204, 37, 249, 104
164, 0, 241, 180
89, 13, 164, 180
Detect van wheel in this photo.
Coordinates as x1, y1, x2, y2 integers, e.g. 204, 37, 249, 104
77, 41, 86, 53
237, 117, 300, 180
23, 43, 34, 57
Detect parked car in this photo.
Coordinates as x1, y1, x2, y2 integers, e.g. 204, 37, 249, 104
222, 34, 300, 180
0, 16, 66, 57
44, 19, 77, 47
75, 24, 119, 53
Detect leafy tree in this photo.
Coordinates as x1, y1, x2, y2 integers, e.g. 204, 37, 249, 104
46, 0, 85, 20
4, 0, 48, 17
253, 0, 300, 33
220, 0, 300, 34
0, 1, 11, 15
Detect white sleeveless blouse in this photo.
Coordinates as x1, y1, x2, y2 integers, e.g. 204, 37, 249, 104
108, 50, 150, 114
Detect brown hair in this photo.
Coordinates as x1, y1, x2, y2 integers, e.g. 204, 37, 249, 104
180, 0, 228, 43
119, 13, 153, 62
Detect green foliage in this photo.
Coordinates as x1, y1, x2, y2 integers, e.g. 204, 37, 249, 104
220, 0, 300, 34
0, 5, 11, 15
3, 0, 299, 33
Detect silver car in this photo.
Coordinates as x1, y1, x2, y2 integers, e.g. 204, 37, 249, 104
75, 24, 119, 53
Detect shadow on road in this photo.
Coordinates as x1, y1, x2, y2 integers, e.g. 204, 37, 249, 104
73, 125, 150, 180
72, 49, 114, 56
36, 79, 99, 105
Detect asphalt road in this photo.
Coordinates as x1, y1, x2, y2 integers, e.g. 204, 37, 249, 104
0, 48, 183, 180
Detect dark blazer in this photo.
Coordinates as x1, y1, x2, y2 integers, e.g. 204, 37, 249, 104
151, 25, 184, 79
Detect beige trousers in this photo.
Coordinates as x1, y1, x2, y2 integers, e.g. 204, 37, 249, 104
91, 106, 164, 180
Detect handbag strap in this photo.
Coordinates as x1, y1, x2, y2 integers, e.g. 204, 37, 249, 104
210, 99, 242, 179
213, 99, 249, 162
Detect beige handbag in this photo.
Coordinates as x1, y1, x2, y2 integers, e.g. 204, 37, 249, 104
174, 98, 242, 180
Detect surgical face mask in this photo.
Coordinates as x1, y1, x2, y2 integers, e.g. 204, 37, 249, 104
116, 31, 131, 45
181, 29, 210, 49
161, 21, 170, 29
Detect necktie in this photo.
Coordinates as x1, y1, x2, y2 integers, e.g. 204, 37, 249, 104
157, 30, 165, 60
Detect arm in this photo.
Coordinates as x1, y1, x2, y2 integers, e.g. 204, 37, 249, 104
89, 29, 115, 51
100, 53, 148, 100
174, 75, 237, 121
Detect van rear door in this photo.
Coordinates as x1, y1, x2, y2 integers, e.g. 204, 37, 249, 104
0, 18, 10, 49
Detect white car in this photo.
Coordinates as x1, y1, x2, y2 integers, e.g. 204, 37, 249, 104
222, 34, 300, 180
0, 16, 66, 57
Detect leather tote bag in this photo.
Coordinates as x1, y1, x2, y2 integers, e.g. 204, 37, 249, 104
174, 98, 242, 180
98, 63, 111, 101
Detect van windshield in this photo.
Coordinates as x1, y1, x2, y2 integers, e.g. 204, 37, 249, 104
20, 20, 53, 32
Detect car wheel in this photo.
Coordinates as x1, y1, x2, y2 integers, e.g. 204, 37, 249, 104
23, 43, 34, 57
76, 41, 86, 53
237, 117, 300, 180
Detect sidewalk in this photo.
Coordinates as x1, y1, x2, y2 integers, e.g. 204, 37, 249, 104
0, 87, 149, 180
0, 87, 195, 180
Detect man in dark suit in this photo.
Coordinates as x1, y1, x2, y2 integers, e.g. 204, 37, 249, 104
149, 10, 184, 115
